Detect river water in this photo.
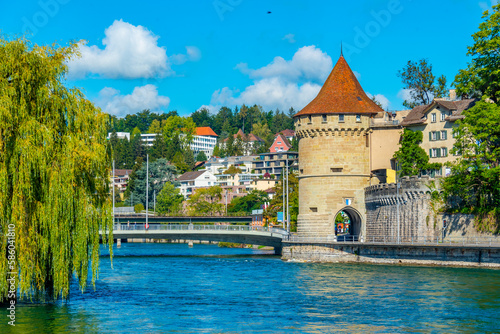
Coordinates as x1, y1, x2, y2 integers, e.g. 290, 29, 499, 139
2, 243, 500, 333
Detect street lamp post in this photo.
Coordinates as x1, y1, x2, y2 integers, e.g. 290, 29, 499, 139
112, 160, 115, 225
286, 157, 290, 233
146, 154, 149, 230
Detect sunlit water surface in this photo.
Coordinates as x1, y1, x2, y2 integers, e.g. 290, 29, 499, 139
2, 243, 500, 333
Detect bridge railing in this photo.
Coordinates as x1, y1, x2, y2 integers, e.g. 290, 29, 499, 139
110, 223, 288, 235
285, 234, 500, 247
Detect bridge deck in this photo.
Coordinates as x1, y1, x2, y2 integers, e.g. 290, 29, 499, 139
101, 224, 287, 248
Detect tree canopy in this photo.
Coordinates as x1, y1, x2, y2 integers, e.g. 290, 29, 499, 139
454, 4, 500, 103
0, 37, 113, 301
441, 101, 500, 232
187, 186, 225, 216
397, 59, 447, 108
128, 158, 178, 209
393, 129, 441, 177
228, 190, 268, 214
156, 182, 184, 216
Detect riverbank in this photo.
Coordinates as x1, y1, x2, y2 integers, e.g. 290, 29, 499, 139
282, 242, 500, 268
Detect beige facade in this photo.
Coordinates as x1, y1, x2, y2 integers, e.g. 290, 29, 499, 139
401, 99, 477, 177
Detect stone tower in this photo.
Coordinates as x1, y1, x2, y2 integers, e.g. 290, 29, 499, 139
293, 55, 383, 239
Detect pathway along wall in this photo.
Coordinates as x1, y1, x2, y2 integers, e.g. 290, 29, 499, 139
364, 176, 438, 242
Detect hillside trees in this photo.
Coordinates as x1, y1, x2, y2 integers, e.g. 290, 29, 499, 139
0, 37, 113, 301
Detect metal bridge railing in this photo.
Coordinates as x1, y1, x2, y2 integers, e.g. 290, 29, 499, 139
109, 223, 288, 236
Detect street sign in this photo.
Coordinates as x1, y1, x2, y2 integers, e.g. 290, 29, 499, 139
277, 212, 284, 223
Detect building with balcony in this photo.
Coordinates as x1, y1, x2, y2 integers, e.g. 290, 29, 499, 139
204, 155, 258, 175
191, 127, 218, 158
269, 133, 292, 153
253, 152, 298, 179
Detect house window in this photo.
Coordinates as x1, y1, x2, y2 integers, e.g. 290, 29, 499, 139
431, 113, 436, 123
339, 115, 345, 122
430, 132, 437, 141
277, 141, 282, 144
441, 130, 447, 140
356, 114, 361, 122
441, 147, 448, 157
322, 114, 327, 122
429, 148, 440, 158
441, 112, 446, 121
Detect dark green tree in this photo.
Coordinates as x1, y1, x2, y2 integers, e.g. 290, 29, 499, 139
191, 107, 214, 127
397, 59, 447, 108
454, 5, 500, 103
441, 101, 500, 232
187, 186, 225, 216
130, 158, 178, 209
393, 129, 441, 177
156, 182, 184, 216
228, 190, 269, 214
196, 151, 208, 162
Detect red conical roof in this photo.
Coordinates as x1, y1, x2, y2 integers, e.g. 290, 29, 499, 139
294, 56, 383, 117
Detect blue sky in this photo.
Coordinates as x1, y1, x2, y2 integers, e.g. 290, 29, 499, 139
1, 0, 497, 117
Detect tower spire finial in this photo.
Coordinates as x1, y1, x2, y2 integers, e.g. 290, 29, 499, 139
340, 41, 343, 57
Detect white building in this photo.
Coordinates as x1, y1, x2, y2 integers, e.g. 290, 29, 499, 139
177, 170, 217, 198
204, 155, 258, 175
107, 132, 130, 141
141, 133, 158, 147
191, 127, 218, 158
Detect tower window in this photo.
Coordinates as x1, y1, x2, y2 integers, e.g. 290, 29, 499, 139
356, 114, 361, 122
307, 115, 312, 124
310, 207, 318, 213
322, 114, 327, 122
339, 115, 345, 122
331, 168, 343, 172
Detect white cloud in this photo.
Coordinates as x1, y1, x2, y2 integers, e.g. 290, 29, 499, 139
210, 46, 331, 111
282, 33, 296, 43
68, 20, 201, 79
171, 46, 202, 65
367, 92, 390, 110
97, 84, 170, 117
211, 78, 321, 111
240, 45, 332, 83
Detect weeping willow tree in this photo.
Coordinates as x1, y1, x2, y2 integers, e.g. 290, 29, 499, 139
0, 37, 113, 301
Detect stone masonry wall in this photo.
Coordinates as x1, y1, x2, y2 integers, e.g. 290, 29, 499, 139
365, 176, 438, 242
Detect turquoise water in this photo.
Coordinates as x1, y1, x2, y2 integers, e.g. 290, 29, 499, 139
2, 243, 500, 333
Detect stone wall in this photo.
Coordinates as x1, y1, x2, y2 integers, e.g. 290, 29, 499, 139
282, 242, 500, 268
364, 176, 438, 242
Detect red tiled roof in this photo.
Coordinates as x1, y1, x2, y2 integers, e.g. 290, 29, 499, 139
276, 129, 295, 137
294, 56, 383, 117
223, 129, 265, 143
196, 127, 218, 137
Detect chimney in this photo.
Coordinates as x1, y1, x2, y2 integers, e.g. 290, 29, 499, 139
449, 89, 457, 101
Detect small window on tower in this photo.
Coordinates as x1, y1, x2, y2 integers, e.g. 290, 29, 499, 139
322, 114, 327, 123
357, 96, 362, 101
339, 115, 345, 122
310, 207, 318, 213
356, 115, 361, 122
307, 115, 312, 124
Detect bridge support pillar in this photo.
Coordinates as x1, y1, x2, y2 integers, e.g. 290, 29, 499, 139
188, 241, 193, 248
117, 238, 121, 247
274, 246, 282, 256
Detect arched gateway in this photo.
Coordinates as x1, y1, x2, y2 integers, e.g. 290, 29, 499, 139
293, 54, 382, 240
334, 207, 363, 241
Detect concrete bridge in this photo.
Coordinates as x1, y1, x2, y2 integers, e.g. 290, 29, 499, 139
101, 223, 288, 254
